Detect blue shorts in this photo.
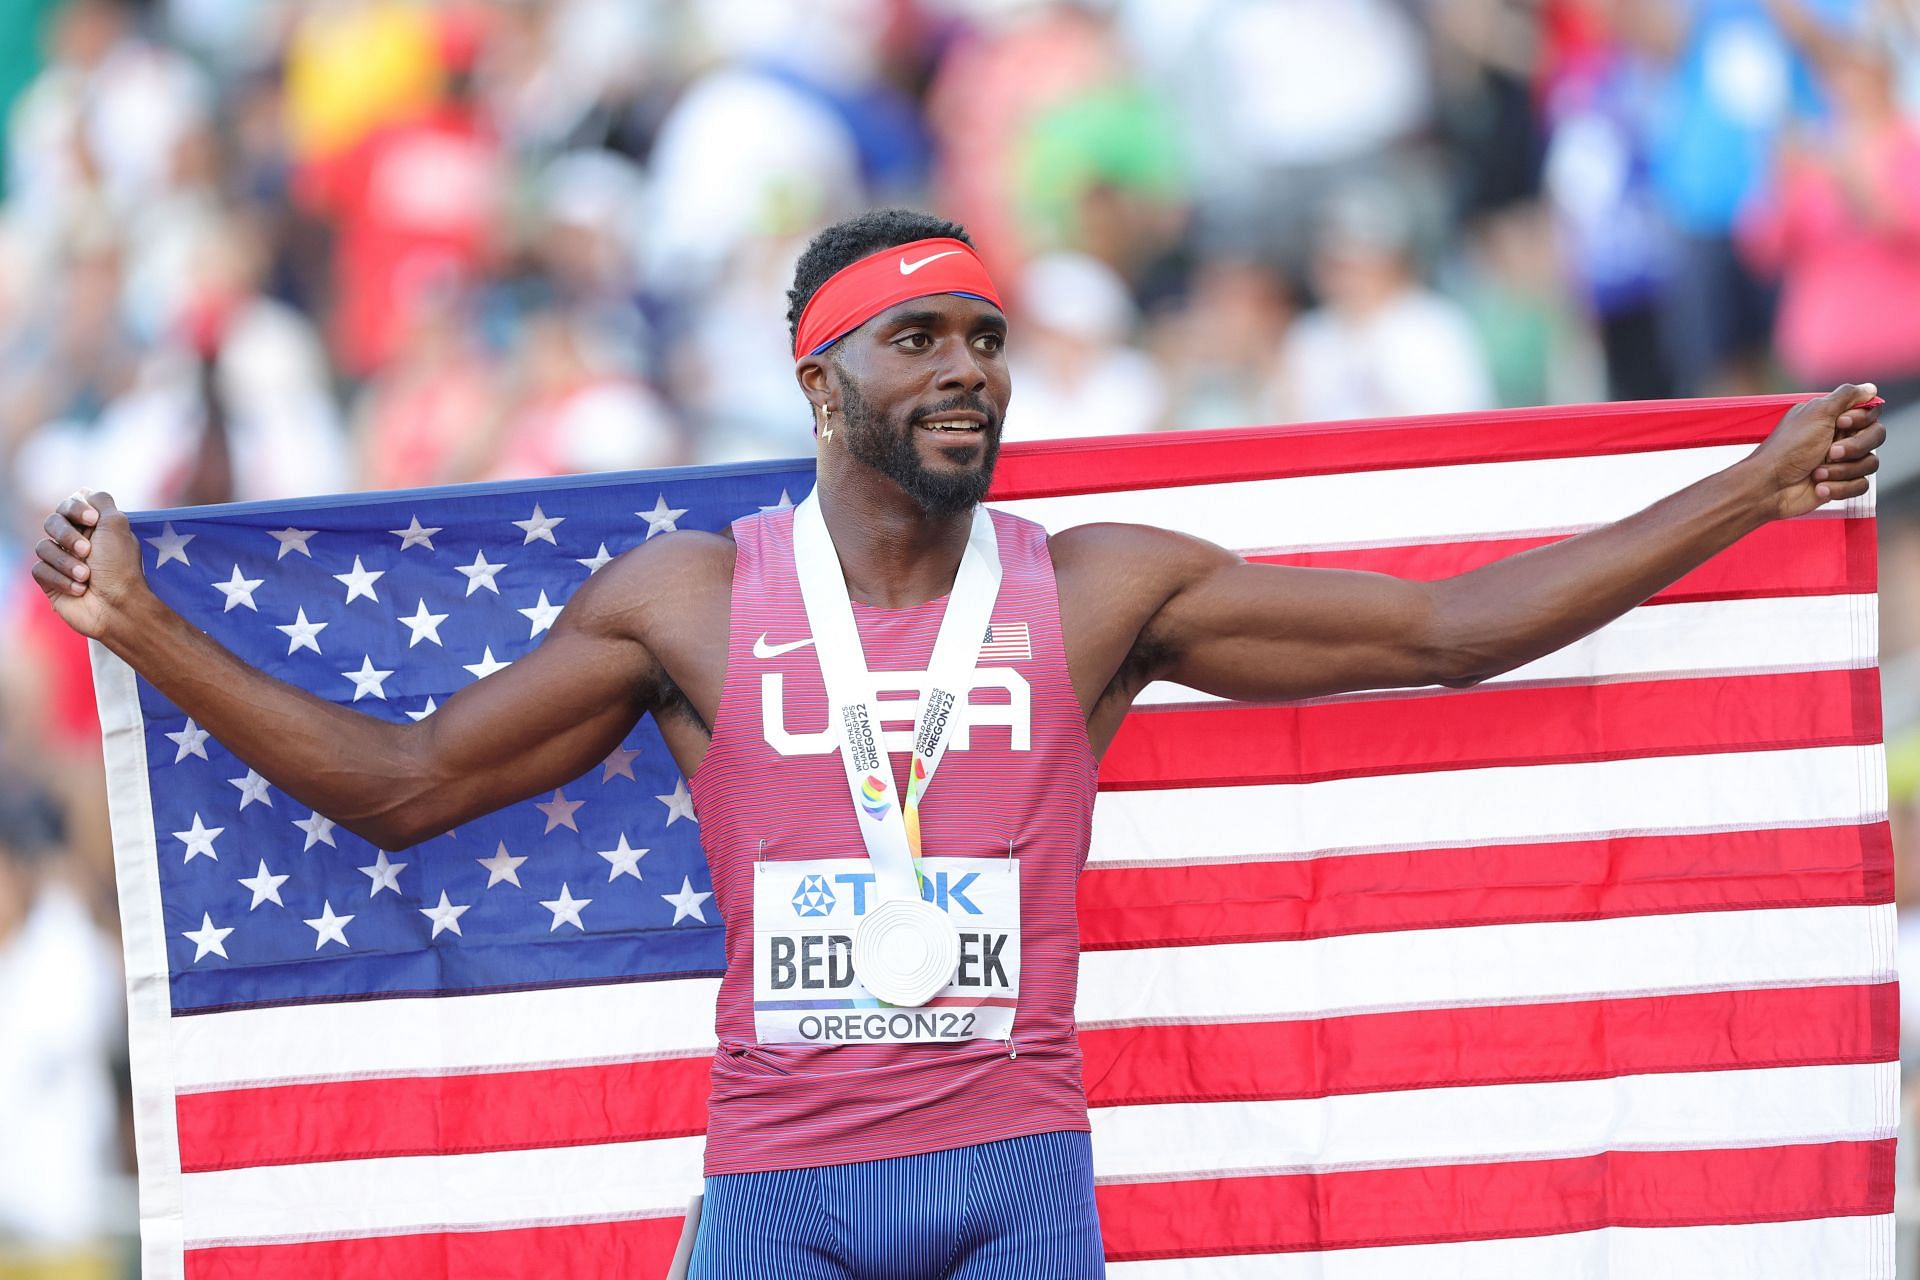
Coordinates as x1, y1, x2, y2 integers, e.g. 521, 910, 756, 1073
687, 1129, 1105, 1279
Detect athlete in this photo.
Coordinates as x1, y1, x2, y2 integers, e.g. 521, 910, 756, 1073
33, 209, 1885, 1279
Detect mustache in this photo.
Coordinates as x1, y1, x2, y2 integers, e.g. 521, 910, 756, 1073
906, 395, 999, 429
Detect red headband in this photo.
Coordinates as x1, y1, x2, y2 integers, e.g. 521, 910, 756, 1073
792, 237, 1003, 359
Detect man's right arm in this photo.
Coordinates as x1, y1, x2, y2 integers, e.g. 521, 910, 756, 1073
35, 492, 659, 850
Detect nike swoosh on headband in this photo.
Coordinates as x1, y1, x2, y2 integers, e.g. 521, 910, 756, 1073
753, 633, 816, 659
899, 250, 964, 275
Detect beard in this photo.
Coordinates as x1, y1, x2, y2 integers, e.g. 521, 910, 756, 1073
837, 374, 1001, 517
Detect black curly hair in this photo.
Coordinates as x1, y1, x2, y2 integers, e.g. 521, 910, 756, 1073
786, 208, 974, 354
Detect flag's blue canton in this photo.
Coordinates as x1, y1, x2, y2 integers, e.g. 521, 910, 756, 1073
131, 461, 815, 1014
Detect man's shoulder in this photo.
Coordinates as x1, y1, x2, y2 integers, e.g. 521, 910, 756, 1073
563, 529, 736, 640
597, 528, 737, 592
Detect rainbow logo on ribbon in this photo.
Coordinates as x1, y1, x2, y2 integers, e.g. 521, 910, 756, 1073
859, 774, 891, 820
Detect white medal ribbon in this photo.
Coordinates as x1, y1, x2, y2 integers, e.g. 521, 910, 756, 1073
790, 486, 1002, 1006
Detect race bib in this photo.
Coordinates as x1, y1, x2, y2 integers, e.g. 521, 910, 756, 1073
752, 856, 1020, 1046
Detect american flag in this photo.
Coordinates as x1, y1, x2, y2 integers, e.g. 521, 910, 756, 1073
94, 396, 1894, 1279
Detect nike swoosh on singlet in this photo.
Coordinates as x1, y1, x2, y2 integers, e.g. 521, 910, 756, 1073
899, 250, 963, 275
753, 633, 816, 659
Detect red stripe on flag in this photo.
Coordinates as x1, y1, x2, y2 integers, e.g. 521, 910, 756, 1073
1078, 823, 1894, 948
1248, 515, 1876, 605
176, 1054, 712, 1175
176, 984, 1895, 1174
990, 396, 1804, 499
184, 1213, 686, 1280
1098, 668, 1883, 790
1095, 1139, 1896, 1262
1079, 983, 1898, 1110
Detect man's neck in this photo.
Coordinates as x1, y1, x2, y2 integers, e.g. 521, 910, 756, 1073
814, 462, 974, 610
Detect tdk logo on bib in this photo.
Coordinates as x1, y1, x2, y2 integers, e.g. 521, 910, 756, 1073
791, 875, 836, 917
752, 856, 1021, 1047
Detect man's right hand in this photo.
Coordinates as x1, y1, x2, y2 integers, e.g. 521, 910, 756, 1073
33, 490, 145, 641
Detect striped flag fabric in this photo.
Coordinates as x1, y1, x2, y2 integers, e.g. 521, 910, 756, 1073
92, 395, 1894, 1278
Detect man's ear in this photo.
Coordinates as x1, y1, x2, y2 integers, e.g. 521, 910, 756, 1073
795, 356, 833, 409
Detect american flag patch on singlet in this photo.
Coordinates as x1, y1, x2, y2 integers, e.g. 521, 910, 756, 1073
979, 621, 1032, 663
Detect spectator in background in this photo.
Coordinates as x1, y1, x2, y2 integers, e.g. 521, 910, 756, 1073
1740, 31, 1920, 407
1540, 0, 1681, 400
1127, 0, 1432, 273
6, 0, 211, 254
1002, 250, 1167, 440
0, 784, 122, 1276
1275, 183, 1496, 423
351, 284, 499, 490
281, 0, 444, 169
295, 4, 505, 380
1615, 0, 1859, 395
1148, 255, 1296, 431
482, 305, 685, 480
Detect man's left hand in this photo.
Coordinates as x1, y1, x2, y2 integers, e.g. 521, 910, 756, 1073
1749, 383, 1886, 520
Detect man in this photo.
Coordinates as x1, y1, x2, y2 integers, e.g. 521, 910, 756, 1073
32, 208, 1885, 1278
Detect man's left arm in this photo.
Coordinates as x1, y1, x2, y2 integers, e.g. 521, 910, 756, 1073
1127, 384, 1885, 703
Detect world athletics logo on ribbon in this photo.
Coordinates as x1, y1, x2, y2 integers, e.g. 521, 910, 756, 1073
859, 774, 891, 820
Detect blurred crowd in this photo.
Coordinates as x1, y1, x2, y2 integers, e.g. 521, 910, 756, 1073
5, 0, 1920, 1271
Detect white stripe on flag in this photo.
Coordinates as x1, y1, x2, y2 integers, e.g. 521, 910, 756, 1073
172, 977, 722, 1091
1106, 1217, 1896, 1280
1089, 1062, 1897, 1181
181, 1136, 705, 1247
1089, 745, 1886, 866
1075, 904, 1896, 1027
169, 905, 1893, 1088
1135, 593, 1876, 706
998, 447, 1763, 547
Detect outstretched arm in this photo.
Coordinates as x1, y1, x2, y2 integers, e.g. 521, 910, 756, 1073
34, 492, 662, 849
1114, 384, 1884, 704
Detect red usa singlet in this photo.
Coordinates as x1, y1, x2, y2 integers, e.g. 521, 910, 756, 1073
688, 503, 1098, 1175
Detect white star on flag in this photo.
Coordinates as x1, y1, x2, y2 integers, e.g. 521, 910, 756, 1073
457, 549, 505, 596
269, 528, 317, 559
477, 841, 527, 888
213, 564, 264, 612
181, 912, 234, 961
463, 647, 511, 680
304, 900, 354, 950
276, 607, 328, 655
759, 489, 795, 513
228, 769, 272, 810
342, 655, 395, 702
398, 599, 449, 647
420, 891, 472, 939
145, 522, 194, 566
293, 811, 337, 850
535, 788, 584, 833
390, 516, 441, 550
601, 745, 639, 782
405, 697, 439, 722
662, 876, 713, 924
166, 718, 210, 763
172, 813, 223, 863
517, 590, 563, 637
577, 542, 614, 574
597, 834, 648, 881
333, 556, 385, 604
358, 850, 408, 897
540, 883, 591, 931
656, 778, 697, 826
638, 495, 687, 538
237, 859, 289, 909
514, 504, 565, 545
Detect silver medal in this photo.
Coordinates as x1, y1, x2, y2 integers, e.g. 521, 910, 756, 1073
853, 896, 961, 1007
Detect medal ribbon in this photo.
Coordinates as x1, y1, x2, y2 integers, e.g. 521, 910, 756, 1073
791, 487, 1002, 903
